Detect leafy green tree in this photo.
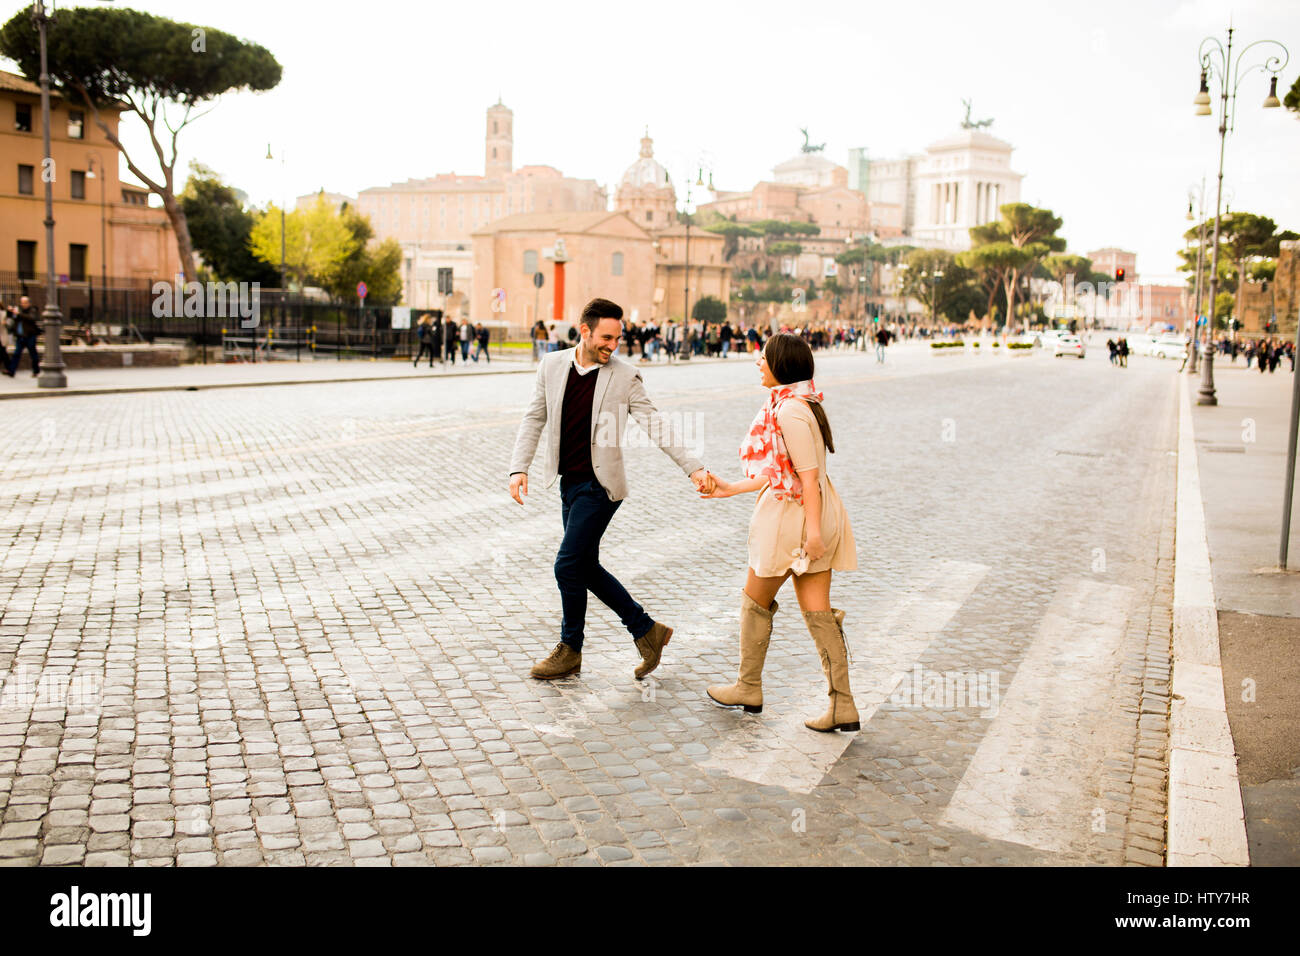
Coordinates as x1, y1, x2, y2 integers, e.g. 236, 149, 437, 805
1286, 74, 1300, 113
898, 249, 978, 323
959, 243, 1032, 325
180, 162, 280, 285
768, 241, 803, 257
964, 203, 1065, 326
319, 205, 403, 305
703, 221, 760, 261
0, 7, 281, 282
692, 295, 727, 324
250, 196, 355, 293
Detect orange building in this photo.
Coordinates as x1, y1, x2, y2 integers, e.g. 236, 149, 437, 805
471, 211, 655, 330
0, 70, 180, 313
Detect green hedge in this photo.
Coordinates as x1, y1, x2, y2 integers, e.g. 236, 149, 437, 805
929, 341, 965, 349
1007, 342, 1033, 350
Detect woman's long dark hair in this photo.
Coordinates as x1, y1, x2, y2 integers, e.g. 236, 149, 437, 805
764, 333, 834, 454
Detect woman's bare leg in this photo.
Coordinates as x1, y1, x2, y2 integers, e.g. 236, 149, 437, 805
745, 568, 791, 609
791, 570, 832, 612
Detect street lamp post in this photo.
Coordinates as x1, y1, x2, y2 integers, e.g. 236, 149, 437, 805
1192, 26, 1288, 405
33, 0, 66, 387
87, 152, 108, 329
930, 269, 944, 327
265, 144, 287, 360
1187, 181, 1207, 373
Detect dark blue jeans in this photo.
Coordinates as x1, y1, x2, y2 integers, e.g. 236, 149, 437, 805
8, 335, 39, 375
556, 476, 652, 652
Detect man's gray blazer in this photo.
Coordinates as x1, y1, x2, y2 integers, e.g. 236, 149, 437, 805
509, 350, 703, 501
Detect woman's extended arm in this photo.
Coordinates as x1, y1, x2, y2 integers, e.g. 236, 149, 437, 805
698, 474, 768, 499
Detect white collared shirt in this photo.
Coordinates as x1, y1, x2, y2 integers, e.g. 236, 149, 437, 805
571, 348, 599, 376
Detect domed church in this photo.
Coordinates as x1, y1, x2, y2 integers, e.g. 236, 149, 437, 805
615, 130, 678, 232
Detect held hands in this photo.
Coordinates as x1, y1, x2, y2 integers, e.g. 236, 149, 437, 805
696, 471, 736, 499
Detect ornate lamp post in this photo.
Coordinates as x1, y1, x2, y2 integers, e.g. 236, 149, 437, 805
33, 0, 66, 387
1192, 26, 1288, 405
1186, 180, 1207, 373
86, 151, 108, 327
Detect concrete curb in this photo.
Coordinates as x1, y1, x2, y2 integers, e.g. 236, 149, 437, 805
0, 362, 535, 401
1167, 375, 1250, 866
0, 351, 794, 402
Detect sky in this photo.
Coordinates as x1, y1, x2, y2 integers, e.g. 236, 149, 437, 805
4, 0, 1298, 279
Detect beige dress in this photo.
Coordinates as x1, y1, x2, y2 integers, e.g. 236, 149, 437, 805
747, 399, 857, 577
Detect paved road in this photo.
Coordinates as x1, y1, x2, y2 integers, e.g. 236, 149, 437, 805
0, 343, 1179, 865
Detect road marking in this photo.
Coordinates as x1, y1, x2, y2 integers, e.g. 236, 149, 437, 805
697, 559, 988, 793
940, 578, 1132, 854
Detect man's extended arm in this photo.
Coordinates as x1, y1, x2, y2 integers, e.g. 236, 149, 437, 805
626, 371, 704, 479
509, 359, 549, 478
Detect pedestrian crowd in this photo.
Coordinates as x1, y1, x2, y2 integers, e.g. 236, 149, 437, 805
412, 311, 496, 369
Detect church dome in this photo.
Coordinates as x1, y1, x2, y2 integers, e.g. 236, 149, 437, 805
620, 131, 671, 190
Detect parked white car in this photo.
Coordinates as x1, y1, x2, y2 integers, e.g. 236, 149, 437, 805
1051, 334, 1086, 358
1148, 333, 1188, 360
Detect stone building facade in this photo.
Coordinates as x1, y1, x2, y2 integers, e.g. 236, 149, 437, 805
471, 211, 654, 330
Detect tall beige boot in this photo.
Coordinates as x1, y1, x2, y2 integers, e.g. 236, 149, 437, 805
803, 609, 860, 732
706, 594, 779, 714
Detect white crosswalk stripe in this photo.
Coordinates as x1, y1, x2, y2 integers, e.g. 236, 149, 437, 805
939, 578, 1133, 853
697, 560, 989, 793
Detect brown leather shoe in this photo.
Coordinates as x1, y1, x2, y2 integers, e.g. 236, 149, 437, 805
530, 642, 581, 680
633, 621, 673, 681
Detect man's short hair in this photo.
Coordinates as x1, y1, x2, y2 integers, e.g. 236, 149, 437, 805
579, 298, 623, 331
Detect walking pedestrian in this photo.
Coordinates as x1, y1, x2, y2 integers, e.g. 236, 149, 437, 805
531, 319, 548, 362
443, 313, 458, 366
430, 311, 444, 366
875, 325, 890, 364
0, 301, 13, 375
1117, 337, 1129, 368
459, 319, 472, 362
508, 298, 711, 681
6, 295, 41, 377
473, 322, 491, 363
414, 314, 436, 367
698, 333, 860, 732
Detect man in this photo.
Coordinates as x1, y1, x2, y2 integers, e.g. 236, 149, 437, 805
459, 319, 472, 362
509, 297, 710, 681
6, 296, 41, 377
443, 315, 458, 366
875, 325, 891, 364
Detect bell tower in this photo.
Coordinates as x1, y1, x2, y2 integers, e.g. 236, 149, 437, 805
485, 99, 513, 180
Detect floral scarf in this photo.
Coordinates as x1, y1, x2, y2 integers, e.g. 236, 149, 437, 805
739, 380, 824, 502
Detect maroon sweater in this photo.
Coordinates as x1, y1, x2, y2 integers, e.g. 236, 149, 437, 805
557, 363, 598, 481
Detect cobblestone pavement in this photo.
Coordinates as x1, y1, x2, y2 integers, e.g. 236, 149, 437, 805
0, 343, 1179, 866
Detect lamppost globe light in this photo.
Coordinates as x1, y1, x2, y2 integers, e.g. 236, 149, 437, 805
1263, 75, 1281, 108
1194, 71, 1212, 106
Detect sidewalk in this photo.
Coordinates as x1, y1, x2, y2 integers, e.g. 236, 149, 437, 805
1187, 362, 1300, 866
0, 345, 882, 401
0, 351, 535, 400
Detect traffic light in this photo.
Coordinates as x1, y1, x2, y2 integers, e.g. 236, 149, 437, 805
1115, 267, 1126, 282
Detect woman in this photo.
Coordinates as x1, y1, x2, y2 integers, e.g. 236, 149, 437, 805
699, 333, 859, 733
